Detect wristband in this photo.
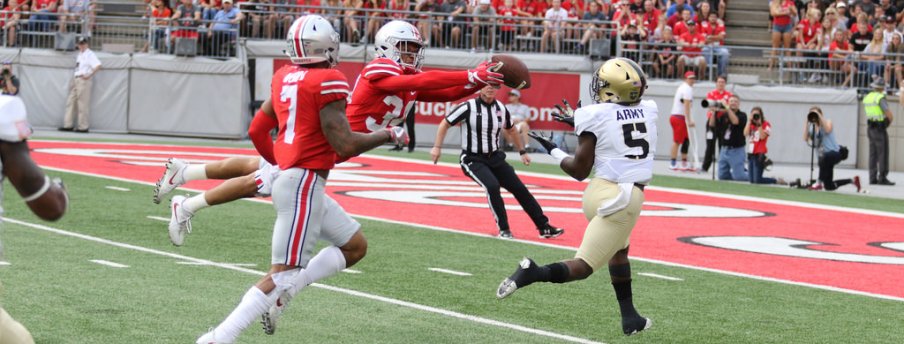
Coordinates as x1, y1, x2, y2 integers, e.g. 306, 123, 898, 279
519, 150, 527, 155
550, 148, 570, 163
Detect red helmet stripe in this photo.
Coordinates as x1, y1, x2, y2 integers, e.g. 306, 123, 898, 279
293, 16, 310, 59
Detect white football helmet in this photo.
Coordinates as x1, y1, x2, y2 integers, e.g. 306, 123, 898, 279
374, 20, 425, 73
285, 15, 340, 67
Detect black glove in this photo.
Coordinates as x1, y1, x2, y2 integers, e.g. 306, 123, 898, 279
528, 132, 558, 153
552, 99, 580, 128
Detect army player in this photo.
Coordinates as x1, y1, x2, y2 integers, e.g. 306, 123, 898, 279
495, 58, 655, 336
0, 95, 70, 344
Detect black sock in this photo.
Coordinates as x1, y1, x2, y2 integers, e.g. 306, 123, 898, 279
609, 264, 639, 319
530, 262, 570, 284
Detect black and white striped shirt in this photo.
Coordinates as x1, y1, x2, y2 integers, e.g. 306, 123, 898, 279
445, 97, 513, 154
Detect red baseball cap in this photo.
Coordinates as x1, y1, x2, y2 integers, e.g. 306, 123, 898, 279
684, 71, 696, 79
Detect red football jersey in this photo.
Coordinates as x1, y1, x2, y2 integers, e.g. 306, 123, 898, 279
271, 65, 350, 170
346, 58, 420, 133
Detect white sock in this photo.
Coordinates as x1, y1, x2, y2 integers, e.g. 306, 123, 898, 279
182, 194, 210, 214
183, 164, 208, 182
287, 246, 346, 298
213, 287, 277, 342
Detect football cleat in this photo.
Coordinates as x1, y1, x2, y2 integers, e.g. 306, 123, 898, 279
196, 328, 233, 344
153, 158, 187, 204
496, 257, 536, 299
538, 224, 564, 239
622, 316, 653, 336
498, 230, 513, 239
168, 195, 193, 246
262, 292, 293, 335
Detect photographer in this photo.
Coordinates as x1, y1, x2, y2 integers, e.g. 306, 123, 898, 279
744, 107, 783, 184
802, 106, 861, 191
712, 95, 748, 181
0, 62, 19, 96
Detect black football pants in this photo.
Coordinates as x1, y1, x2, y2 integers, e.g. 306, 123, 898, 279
460, 150, 548, 231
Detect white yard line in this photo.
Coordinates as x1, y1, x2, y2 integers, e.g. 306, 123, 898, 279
428, 268, 473, 276
342, 269, 362, 274
0, 261, 10, 266
105, 186, 131, 192
89, 259, 129, 268
146, 216, 169, 222
177, 262, 257, 267
37, 165, 904, 302
638, 272, 683, 281
3, 217, 604, 344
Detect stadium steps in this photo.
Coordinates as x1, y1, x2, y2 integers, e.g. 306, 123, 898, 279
724, 0, 771, 48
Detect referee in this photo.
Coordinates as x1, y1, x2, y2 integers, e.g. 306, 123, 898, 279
430, 85, 564, 239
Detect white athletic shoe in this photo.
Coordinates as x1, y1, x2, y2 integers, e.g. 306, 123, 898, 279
668, 162, 678, 170
153, 158, 187, 204
168, 195, 193, 246
196, 328, 233, 344
262, 292, 293, 335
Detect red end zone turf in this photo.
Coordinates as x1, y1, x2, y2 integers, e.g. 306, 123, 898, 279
28, 141, 904, 300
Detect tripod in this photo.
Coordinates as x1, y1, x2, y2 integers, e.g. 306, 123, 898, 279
808, 122, 818, 185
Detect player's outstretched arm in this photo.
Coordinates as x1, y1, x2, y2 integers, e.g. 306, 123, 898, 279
416, 85, 478, 103
320, 100, 393, 159
529, 131, 596, 181
0, 141, 68, 221
369, 63, 502, 93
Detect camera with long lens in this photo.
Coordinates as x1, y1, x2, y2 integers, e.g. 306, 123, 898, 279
807, 111, 819, 123
701, 99, 725, 110
752, 113, 762, 121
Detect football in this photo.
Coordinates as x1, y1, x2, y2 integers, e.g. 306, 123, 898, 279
490, 54, 531, 90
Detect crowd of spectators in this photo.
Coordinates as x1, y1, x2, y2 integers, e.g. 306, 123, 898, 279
769, 0, 904, 91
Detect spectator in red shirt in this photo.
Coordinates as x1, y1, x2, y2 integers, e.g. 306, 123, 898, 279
144, 0, 173, 53
696, 1, 712, 25
671, 8, 692, 37
769, 0, 797, 69
641, 0, 660, 37
797, 8, 823, 82
496, 0, 519, 51
701, 11, 728, 77
1, 0, 27, 46
828, 28, 853, 86
701, 75, 731, 172
677, 19, 707, 79
364, 0, 388, 42
612, 0, 638, 36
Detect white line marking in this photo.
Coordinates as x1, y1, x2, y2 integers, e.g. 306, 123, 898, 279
177, 262, 257, 267
37, 165, 904, 302
0, 261, 10, 266
638, 272, 683, 281
3, 217, 604, 344
146, 216, 169, 222
105, 186, 131, 192
342, 269, 362, 274
365, 154, 904, 219
90, 259, 129, 268
428, 268, 473, 276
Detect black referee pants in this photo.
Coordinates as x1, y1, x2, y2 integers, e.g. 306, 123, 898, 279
867, 123, 889, 182
460, 150, 549, 232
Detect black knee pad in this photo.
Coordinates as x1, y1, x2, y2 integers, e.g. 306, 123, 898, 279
680, 139, 690, 154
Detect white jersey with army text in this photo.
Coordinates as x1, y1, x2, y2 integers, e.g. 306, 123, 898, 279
573, 99, 658, 184
0, 95, 31, 217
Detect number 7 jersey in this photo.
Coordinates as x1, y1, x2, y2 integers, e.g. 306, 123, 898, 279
573, 99, 658, 184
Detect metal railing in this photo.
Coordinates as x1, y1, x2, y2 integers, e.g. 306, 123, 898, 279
236, 3, 618, 56
0, 10, 239, 58
620, 42, 903, 94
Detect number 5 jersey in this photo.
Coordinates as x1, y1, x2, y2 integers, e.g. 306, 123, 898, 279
574, 99, 659, 185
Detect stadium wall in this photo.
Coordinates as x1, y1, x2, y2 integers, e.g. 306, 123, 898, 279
6, 48, 248, 139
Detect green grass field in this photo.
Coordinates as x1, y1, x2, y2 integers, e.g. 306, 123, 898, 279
2, 153, 904, 343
